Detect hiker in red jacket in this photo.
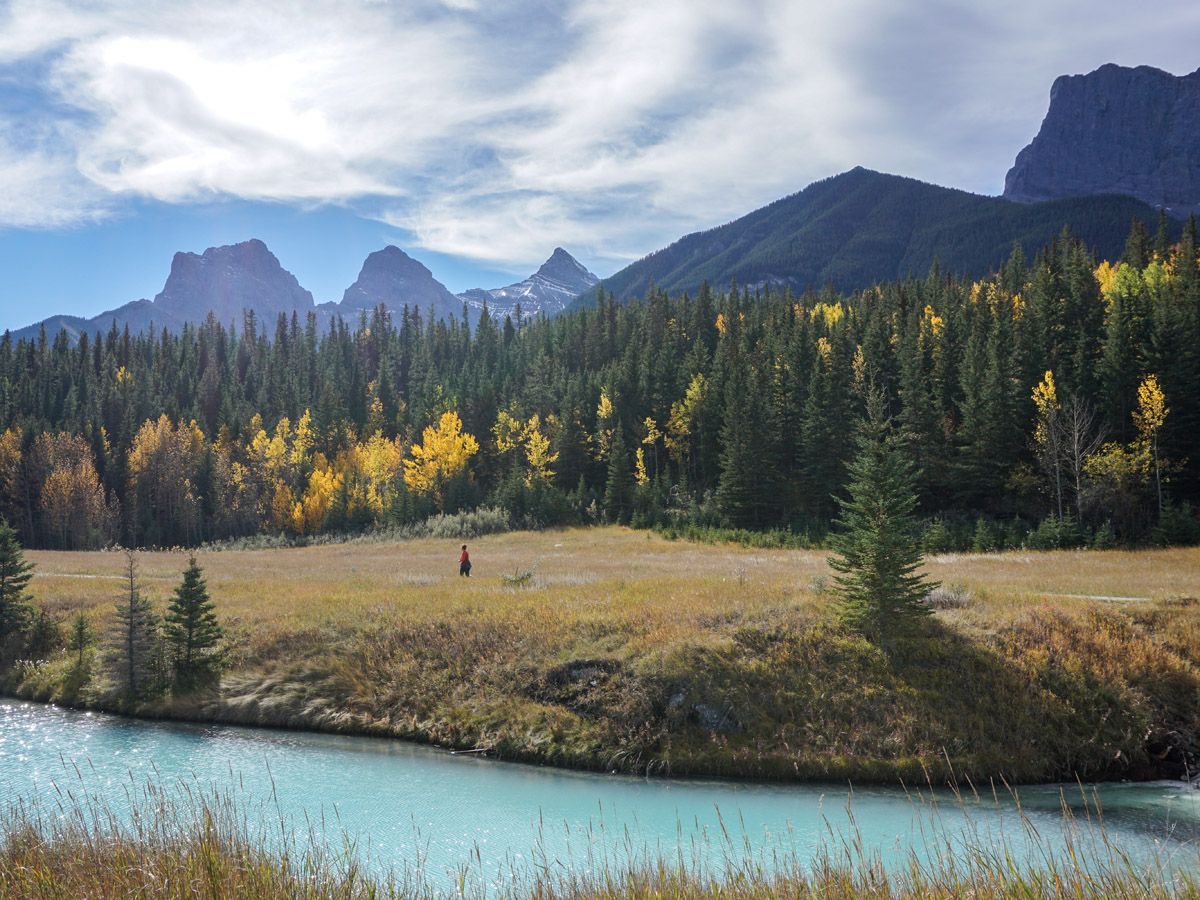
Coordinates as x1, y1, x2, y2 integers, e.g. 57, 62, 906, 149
459, 544, 471, 577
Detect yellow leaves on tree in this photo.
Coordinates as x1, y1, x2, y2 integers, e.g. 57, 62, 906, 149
1134, 374, 1168, 512
494, 410, 559, 485
293, 457, 342, 535
1031, 370, 1060, 448
815, 337, 834, 368
634, 447, 649, 487
127, 415, 207, 545
810, 302, 844, 329
920, 304, 944, 340
31, 433, 115, 549
491, 409, 523, 454
665, 373, 706, 468
1133, 375, 1167, 442
403, 411, 478, 509
522, 415, 557, 484
351, 431, 406, 516
594, 390, 616, 460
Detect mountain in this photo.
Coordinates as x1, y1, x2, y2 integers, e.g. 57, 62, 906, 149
586, 167, 1169, 304
8, 239, 310, 344
339, 245, 462, 321
154, 238, 314, 326
458, 248, 598, 319
1004, 64, 1200, 213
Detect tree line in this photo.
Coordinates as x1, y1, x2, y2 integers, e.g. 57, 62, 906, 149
1, 216, 1198, 550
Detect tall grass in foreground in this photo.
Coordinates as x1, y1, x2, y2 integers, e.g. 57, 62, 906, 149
1, 778, 1197, 899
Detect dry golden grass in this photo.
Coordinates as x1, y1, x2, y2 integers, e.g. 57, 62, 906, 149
27, 528, 1200, 628
12, 528, 1200, 783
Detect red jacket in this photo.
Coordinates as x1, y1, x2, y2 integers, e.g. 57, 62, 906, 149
459, 550, 469, 563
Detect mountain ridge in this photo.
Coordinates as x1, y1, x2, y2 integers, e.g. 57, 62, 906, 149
6, 243, 597, 343
581, 167, 1170, 305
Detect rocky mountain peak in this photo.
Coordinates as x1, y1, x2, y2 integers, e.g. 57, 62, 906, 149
340, 244, 460, 317
458, 248, 599, 320
1003, 64, 1200, 213
153, 239, 314, 326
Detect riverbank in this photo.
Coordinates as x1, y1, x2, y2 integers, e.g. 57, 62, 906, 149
5, 528, 1200, 784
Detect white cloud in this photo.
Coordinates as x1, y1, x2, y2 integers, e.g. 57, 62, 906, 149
0, 129, 109, 229
0, 0, 1198, 269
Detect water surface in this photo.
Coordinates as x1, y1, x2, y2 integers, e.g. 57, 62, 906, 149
2, 700, 1197, 890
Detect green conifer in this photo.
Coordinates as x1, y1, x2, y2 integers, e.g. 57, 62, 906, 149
164, 557, 225, 692
67, 610, 95, 671
0, 519, 34, 648
104, 550, 160, 699
828, 391, 938, 641
602, 428, 633, 524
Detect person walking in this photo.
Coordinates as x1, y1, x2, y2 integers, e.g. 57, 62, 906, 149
459, 544, 471, 577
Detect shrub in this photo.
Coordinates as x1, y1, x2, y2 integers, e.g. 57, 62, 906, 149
1152, 501, 1200, 547
1025, 516, 1085, 550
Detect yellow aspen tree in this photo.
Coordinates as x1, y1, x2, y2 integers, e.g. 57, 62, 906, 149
403, 411, 479, 511
634, 447, 649, 487
665, 373, 707, 481
291, 410, 314, 468
1032, 371, 1065, 520
594, 390, 615, 460
357, 432, 405, 518
492, 409, 523, 454
641, 416, 661, 477
270, 482, 295, 531
294, 460, 341, 534
1133, 374, 1168, 514
522, 415, 558, 485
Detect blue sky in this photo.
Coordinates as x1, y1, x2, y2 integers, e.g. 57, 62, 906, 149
1, 0, 1198, 331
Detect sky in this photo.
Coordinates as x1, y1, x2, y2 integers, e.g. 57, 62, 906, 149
0, 0, 1198, 330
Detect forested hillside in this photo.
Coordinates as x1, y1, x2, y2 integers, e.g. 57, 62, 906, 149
591, 168, 1172, 303
1, 218, 1197, 550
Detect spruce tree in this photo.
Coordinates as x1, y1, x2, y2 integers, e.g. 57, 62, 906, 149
67, 610, 95, 671
602, 427, 633, 524
828, 391, 937, 641
716, 367, 771, 528
104, 550, 160, 699
164, 557, 225, 692
0, 519, 34, 649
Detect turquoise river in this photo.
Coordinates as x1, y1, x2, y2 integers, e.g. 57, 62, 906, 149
2, 700, 1198, 892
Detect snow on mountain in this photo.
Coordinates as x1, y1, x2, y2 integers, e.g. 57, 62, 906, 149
458, 248, 599, 319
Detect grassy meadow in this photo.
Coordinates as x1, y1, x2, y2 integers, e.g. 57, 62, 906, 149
8, 527, 1200, 783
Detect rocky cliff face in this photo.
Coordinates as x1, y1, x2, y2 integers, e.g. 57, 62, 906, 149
154, 239, 314, 326
340, 245, 462, 320
1004, 64, 1200, 214
458, 248, 598, 319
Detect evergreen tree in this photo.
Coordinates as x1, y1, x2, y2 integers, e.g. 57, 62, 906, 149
716, 366, 775, 528
67, 610, 95, 671
602, 427, 633, 524
26, 607, 63, 658
0, 519, 34, 649
104, 550, 160, 699
164, 556, 225, 692
827, 391, 937, 640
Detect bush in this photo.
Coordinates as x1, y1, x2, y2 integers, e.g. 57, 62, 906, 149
1152, 501, 1200, 547
923, 583, 972, 609
201, 507, 515, 551
1091, 520, 1117, 549
922, 519, 954, 553
1025, 516, 1085, 550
